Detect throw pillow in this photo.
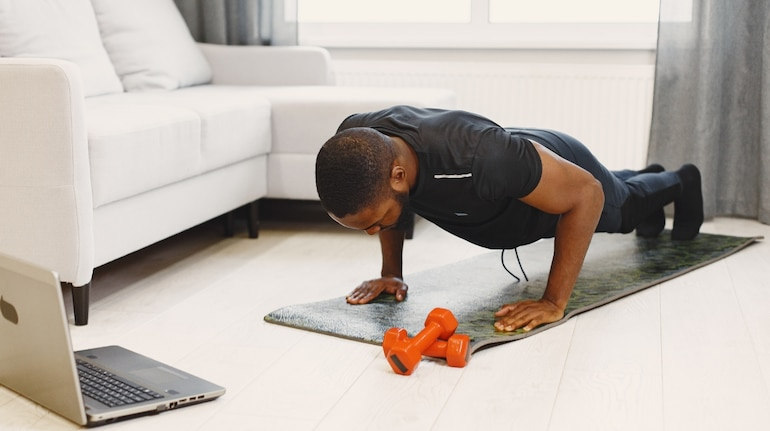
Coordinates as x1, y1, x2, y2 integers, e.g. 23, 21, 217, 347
0, 0, 124, 97
91, 0, 212, 91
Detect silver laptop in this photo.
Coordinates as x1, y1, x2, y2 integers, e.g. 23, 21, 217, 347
0, 253, 225, 427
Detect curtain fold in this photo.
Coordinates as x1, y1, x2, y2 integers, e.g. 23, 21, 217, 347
174, 0, 296, 46
648, 0, 770, 224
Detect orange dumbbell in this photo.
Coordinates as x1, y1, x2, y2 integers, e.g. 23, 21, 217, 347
383, 328, 470, 370
424, 333, 471, 368
382, 308, 464, 375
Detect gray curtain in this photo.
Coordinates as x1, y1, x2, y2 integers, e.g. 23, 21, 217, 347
648, 0, 770, 224
174, 0, 296, 46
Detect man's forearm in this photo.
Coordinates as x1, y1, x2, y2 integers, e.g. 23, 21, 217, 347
542, 186, 603, 310
379, 228, 405, 278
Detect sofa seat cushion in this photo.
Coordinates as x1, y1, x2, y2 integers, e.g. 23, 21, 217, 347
86, 87, 271, 208
101, 87, 273, 169
86, 100, 200, 208
244, 86, 456, 155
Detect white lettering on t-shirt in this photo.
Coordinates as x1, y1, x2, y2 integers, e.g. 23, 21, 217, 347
434, 173, 472, 179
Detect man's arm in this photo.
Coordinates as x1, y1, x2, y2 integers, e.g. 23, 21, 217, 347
494, 142, 604, 331
379, 227, 405, 280
346, 228, 409, 304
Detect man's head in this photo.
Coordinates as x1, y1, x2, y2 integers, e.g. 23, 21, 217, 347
315, 127, 409, 234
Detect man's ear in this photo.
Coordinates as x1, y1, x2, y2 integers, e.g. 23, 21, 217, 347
390, 165, 409, 192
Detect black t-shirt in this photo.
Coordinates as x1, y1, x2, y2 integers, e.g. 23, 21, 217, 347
338, 106, 561, 249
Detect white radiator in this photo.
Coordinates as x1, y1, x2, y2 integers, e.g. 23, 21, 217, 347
333, 61, 655, 170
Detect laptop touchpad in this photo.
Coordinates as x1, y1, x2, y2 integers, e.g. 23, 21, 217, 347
131, 366, 188, 384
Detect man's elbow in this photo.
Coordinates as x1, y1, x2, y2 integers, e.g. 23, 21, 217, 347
587, 177, 605, 216
591, 177, 604, 202
561, 177, 603, 221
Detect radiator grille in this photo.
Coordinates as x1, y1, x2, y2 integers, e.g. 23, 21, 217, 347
334, 61, 655, 170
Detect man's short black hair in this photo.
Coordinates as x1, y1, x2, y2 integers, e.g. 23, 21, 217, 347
315, 127, 397, 218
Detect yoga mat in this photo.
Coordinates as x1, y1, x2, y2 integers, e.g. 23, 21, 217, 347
265, 231, 760, 354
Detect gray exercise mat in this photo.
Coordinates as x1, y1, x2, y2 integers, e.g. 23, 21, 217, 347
265, 231, 760, 354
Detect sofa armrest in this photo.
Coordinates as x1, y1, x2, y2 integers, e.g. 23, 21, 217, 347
0, 58, 94, 286
198, 43, 334, 86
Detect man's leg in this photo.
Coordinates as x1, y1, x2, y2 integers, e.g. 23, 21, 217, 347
506, 128, 702, 239
613, 164, 666, 237
612, 163, 665, 181
619, 165, 703, 239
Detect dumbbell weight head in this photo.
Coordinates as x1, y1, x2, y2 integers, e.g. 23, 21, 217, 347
422, 333, 470, 367
424, 308, 458, 340
445, 333, 471, 367
385, 343, 422, 375
382, 327, 407, 355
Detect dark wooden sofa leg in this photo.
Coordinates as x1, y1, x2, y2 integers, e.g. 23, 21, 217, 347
222, 201, 259, 238
223, 211, 235, 237
66, 282, 91, 326
247, 200, 260, 239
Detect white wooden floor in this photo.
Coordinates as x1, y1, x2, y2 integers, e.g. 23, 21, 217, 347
2, 215, 769, 430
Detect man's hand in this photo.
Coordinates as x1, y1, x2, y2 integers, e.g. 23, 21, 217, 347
346, 277, 408, 304
493, 299, 565, 332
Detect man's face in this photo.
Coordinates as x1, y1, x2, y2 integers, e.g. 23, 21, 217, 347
332, 190, 409, 235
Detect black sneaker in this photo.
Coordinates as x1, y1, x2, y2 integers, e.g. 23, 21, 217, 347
671, 164, 703, 240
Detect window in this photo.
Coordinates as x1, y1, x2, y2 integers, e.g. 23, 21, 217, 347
298, 0, 470, 23
489, 0, 659, 23
296, 0, 672, 49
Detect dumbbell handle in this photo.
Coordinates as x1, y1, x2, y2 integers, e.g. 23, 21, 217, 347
408, 321, 444, 352
423, 340, 448, 358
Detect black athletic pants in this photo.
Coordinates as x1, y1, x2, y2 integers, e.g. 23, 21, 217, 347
504, 128, 682, 234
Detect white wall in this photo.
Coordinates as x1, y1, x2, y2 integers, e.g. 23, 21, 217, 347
327, 48, 657, 169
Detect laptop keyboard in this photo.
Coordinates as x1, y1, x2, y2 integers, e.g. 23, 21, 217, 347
76, 359, 164, 407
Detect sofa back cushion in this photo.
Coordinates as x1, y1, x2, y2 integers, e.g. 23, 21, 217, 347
0, 0, 124, 97
91, 0, 212, 91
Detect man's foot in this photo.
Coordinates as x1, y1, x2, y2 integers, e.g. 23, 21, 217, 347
671, 164, 704, 240
635, 164, 667, 238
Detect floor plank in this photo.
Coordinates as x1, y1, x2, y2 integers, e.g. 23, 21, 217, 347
660, 260, 770, 431
432, 321, 576, 431
725, 243, 770, 391
316, 354, 465, 431
548, 287, 663, 431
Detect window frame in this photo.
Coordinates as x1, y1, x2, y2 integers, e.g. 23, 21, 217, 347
294, 0, 664, 50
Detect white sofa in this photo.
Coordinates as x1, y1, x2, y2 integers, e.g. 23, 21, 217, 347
0, 0, 455, 325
